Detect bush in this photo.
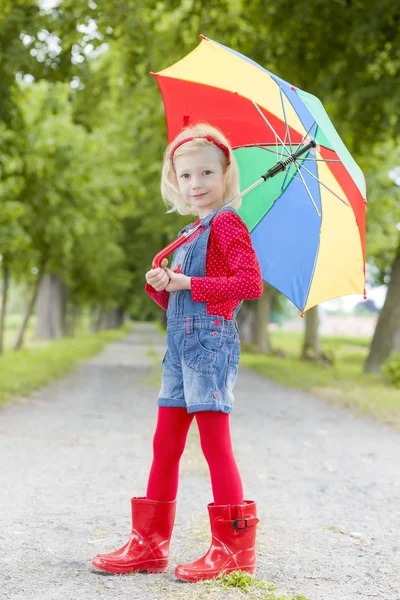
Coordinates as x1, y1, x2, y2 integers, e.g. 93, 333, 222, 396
383, 352, 400, 388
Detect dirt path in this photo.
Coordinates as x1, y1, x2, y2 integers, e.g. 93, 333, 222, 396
0, 323, 399, 600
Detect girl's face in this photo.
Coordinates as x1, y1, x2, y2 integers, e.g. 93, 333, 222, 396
174, 146, 226, 218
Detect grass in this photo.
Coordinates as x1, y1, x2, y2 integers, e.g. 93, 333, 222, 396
0, 322, 133, 408
151, 571, 309, 600
241, 329, 400, 429
208, 572, 308, 599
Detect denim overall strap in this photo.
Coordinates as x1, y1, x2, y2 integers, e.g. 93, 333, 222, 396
167, 206, 242, 321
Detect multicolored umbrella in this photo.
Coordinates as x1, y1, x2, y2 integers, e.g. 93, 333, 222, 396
151, 35, 367, 314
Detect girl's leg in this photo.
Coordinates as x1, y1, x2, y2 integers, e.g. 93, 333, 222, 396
92, 407, 191, 574
146, 407, 194, 501
195, 411, 244, 505
174, 412, 258, 583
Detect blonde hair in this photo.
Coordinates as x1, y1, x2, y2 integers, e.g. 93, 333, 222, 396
161, 122, 241, 216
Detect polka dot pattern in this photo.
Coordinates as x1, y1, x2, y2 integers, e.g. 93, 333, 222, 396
145, 211, 263, 318
191, 211, 263, 319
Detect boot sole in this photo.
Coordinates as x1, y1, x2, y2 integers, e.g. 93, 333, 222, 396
92, 560, 168, 575
175, 565, 256, 582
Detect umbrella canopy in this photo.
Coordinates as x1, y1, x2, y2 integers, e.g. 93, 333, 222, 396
151, 35, 367, 313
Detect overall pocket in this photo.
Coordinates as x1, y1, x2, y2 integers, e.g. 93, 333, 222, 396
183, 329, 222, 375
225, 349, 240, 392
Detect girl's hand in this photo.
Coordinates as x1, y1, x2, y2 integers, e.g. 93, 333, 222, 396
164, 268, 191, 292
145, 259, 169, 291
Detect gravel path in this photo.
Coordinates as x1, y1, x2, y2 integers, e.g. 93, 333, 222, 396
1, 323, 399, 600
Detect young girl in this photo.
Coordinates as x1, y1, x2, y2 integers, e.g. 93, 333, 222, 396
92, 123, 263, 582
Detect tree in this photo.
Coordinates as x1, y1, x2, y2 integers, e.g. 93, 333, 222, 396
362, 144, 400, 372
10, 80, 130, 346
353, 299, 380, 315
247, 0, 400, 154
364, 240, 400, 372
0, 123, 29, 353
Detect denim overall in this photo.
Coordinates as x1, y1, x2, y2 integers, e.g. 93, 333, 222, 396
158, 206, 243, 414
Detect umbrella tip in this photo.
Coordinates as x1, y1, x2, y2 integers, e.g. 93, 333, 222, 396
200, 34, 207, 40
300, 309, 305, 318
363, 289, 367, 300
149, 71, 155, 76
291, 86, 296, 90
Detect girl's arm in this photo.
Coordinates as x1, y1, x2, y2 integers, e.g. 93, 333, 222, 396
145, 283, 170, 310
190, 211, 263, 302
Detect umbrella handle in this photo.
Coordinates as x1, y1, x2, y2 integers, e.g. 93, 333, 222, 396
152, 225, 206, 269
152, 236, 187, 269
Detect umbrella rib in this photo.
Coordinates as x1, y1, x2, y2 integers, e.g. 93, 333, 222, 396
281, 163, 297, 193
279, 115, 288, 160
280, 130, 288, 162
298, 163, 351, 207
297, 121, 317, 150
252, 100, 291, 157
299, 158, 342, 163
279, 89, 293, 154
255, 145, 289, 157
293, 162, 321, 216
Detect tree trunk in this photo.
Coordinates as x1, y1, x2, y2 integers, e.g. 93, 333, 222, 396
116, 306, 126, 328
301, 305, 323, 361
394, 326, 400, 353
34, 273, 68, 339
89, 303, 99, 333
364, 246, 400, 373
66, 303, 82, 337
237, 301, 256, 344
105, 308, 120, 329
13, 257, 47, 350
102, 307, 125, 330
0, 261, 10, 354
95, 306, 107, 331
93, 306, 121, 331
255, 283, 276, 353
112, 306, 125, 329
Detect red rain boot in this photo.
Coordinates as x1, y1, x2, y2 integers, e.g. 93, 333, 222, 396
175, 500, 259, 582
92, 497, 176, 574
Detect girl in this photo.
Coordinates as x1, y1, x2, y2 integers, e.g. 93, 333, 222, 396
92, 123, 263, 582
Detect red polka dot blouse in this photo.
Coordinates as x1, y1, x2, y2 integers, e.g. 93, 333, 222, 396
145, 210, 263, 320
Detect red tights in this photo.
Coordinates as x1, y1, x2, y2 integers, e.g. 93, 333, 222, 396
146, 407, 244, 505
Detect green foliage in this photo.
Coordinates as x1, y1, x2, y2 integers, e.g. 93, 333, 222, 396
1, 0, 399, 324
250, 0, 400, 154
353, 299, 380, 315
208, 570, 307, 599
0, 1, 47, 124
1, 76, 132, 310
212, 571, 270, 591
383, 352, 400, 388
202, 571, 308, 600
0, 122, 30, 262
362, 143, 400, 285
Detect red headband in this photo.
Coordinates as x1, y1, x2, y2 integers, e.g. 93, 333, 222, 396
171, 135, 231, 164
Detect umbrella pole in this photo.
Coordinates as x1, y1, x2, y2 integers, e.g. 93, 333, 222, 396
183, 141, 317, 248
226, 139, 317, 208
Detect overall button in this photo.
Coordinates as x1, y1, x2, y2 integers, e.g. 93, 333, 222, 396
211, 331, 219, 336
213, 319, 221, 326
213, 391, 219, 398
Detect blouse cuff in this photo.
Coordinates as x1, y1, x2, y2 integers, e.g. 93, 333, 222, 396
145, 283, 169, 311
